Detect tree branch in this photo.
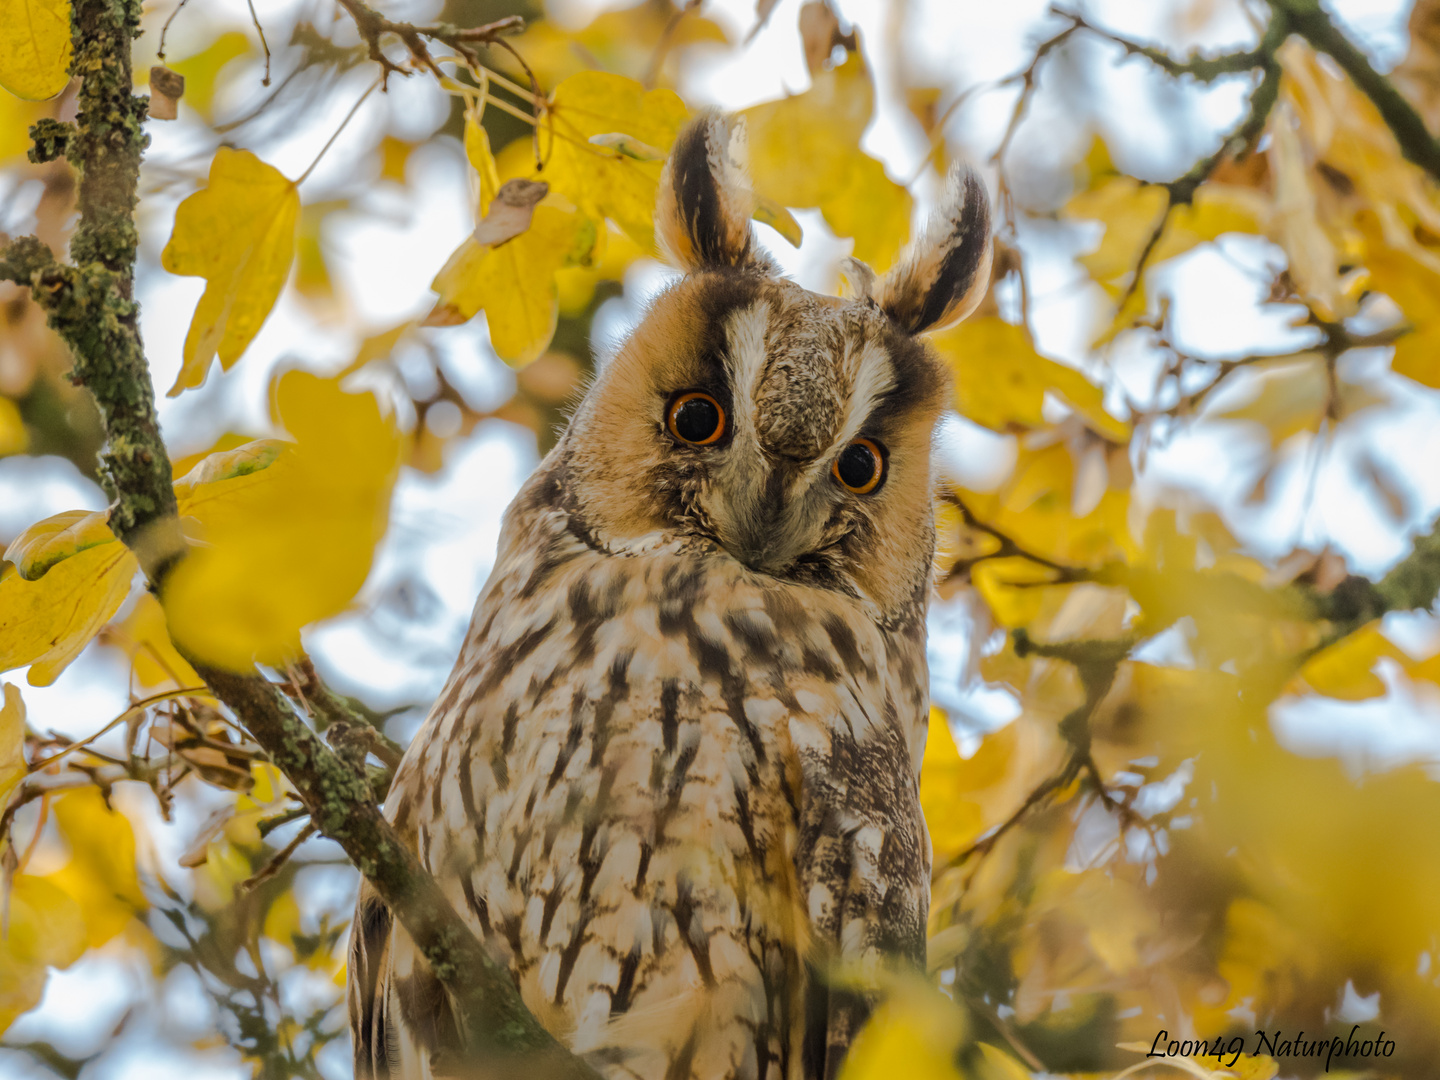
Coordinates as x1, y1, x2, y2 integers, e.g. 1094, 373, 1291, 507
1055, 5, 1269, 83
332, 0, 525, 83
1271, 0, 1440, 183
5, 0, 598, 1072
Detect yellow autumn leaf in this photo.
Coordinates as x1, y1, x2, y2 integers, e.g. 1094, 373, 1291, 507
465, 107, 502, 216
0, 396, 27, 455
162, 147, 300, 396
840, 981, 966, 1080
430, 121, 597, 365
972, 556, 1064, 628
1362, 237, 1440, 389
1210, 355, 1384, 446
0, 541, 138, 686
919, 708, 985, 857
3, 507, 117, 580
430, 205, 594, 365
101, 591, 202, 690
0, 875, 87, 1035
1297, 622, 1409, 700
172, 437, 286, 507
162, 370, 402, 669
818, 152, 911, 272
555, 226, 646, 317
0, 0, 71, 101
539, 70, 689, 247
745, 51, 873, 209
931, 317, 1129, 440
0, 682, 24, 816
1062, 153, 1267, 341
1269, 104, 1346, 321
47, 786, 146, 948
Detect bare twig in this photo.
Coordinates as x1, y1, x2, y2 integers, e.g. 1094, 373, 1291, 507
332, 0, 524, 85
1113, 7, 1288, 312
156, 0, 195, 61
241, 822, 318, 891
26, 686, 208, 772
245, 0, 272, 85
940, 493, 1088, 587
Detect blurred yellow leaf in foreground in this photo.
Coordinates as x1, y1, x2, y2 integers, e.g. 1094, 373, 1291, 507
162, 371, 402, 668
162, 148, 300, 396
840, 981, 967, 1080
0, 876, 86, 1034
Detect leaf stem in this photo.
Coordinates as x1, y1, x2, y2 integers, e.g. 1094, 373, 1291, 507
296, 76, 382, 186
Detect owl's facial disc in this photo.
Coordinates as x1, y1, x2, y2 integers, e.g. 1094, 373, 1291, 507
561, 271, 950, 614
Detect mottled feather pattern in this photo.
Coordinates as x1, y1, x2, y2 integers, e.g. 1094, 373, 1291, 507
364, 468, 930, 1080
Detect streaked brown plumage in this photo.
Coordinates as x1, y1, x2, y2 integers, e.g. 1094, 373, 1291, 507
350, 114, 991, 1080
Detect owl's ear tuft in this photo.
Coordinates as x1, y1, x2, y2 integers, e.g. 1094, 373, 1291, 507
657, 113, 759, 272
876, 165, 992, 334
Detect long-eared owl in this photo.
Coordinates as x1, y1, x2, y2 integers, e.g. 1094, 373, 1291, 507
350, 113, 992, 1080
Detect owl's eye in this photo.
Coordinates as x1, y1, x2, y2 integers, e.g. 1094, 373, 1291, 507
667, 391, 726, 446
832, 438, 885, 494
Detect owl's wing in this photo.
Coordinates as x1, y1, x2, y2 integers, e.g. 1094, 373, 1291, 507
790, 706, 931, 1080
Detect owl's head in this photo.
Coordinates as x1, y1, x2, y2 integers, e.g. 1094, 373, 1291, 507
554, 115, 991, 620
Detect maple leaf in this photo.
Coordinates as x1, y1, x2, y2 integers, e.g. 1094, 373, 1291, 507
162, 148, 300, 396
427, 116, 598, 365
537, 70, 690, 248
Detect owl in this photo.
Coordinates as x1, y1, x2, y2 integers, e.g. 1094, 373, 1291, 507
349, 114, 992, 1080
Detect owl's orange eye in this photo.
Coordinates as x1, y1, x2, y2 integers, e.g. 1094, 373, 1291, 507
667, 391, 726, 446
832, 438, 885, 494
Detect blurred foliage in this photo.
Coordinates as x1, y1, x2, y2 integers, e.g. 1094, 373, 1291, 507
3, 0, 1440, 1077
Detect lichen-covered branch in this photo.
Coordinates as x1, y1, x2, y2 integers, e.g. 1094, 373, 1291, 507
1309, 515, 1440, 631
197, 664, 599, 1076
4, 0, 596, 1072
0, 0, 181, 576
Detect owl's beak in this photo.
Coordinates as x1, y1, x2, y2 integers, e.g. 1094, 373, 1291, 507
719, 463, 825, 574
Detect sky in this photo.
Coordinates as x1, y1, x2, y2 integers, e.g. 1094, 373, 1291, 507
2, 0, 1437, 1076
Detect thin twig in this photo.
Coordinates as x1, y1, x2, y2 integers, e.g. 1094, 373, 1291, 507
241, 823, 317, 891
156, 0, 195, 61
296, 76, 381, 185
940, 492, 1087, 585
1113, 9, 1288, 313
27, 686, 209, 772
643, 0, 701, 89
245, 0, 273, 86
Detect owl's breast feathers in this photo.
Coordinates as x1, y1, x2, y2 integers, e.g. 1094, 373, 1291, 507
352, 465, 933, 1080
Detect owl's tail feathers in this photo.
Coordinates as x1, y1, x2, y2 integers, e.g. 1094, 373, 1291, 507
350, 883, 467, 1080
350, 884, 399, 1080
